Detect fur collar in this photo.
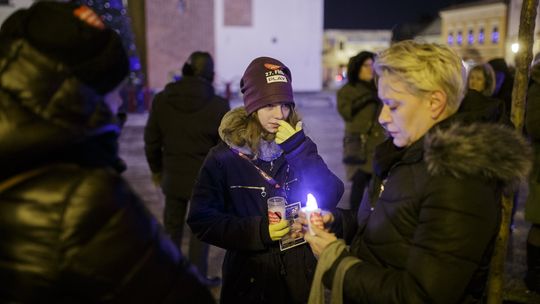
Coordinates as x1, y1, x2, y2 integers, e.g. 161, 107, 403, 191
218, 106, 283, 161
424, 123, 532, 186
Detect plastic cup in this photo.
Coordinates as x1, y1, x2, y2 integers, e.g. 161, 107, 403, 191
267, 196, 286, 224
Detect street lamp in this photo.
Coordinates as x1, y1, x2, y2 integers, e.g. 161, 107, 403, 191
511, 43, 520, 54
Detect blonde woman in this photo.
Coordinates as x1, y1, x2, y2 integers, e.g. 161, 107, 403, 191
303, 41, 531, 303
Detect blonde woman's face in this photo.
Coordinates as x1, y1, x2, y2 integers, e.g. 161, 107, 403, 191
468, 69, 486, 93
256, 103, 291, 133
377, 75, 435, 148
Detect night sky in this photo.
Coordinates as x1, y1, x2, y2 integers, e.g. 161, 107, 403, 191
324, 0, 481, 30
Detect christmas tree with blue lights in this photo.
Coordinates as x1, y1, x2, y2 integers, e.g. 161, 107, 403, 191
77, 0, 146, 112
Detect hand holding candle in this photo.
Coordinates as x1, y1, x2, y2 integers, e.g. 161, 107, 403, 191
302, 193, 323, 235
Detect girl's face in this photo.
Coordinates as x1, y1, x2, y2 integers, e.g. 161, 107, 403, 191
468, 69, 486, 93
358, 58, 374, 82
256, 103, 291, 133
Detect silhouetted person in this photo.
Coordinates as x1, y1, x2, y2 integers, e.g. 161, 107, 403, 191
488, 58, 514, 121
525, 59, 540, 294
0, 2, 214, 303
144, 51, 229, 286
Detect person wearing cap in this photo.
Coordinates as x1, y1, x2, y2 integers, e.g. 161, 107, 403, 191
0, 2, 214, 303
144, 51, 229, 286
187, 57, 344, 303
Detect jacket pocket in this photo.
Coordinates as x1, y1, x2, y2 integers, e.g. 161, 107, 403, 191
230, 185, 267, 197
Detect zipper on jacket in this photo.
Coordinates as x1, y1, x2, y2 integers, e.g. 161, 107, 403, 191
230, 185, 267, 197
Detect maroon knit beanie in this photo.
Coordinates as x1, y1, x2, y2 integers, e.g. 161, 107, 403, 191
240, 57, 295, 114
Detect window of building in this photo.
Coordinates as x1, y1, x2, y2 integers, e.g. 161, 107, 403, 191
457, 31, 463, 46
492, 26, 499, 44
0, 0, 10, 5
224, 0, 252, 26
339, 41, 345, 50
448, 32, 454, 45
468, 29, 474, 45
478, 28, 485, 44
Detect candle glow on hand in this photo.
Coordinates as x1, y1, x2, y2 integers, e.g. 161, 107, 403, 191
304, 193, 322, 235
306, 193, 318, 210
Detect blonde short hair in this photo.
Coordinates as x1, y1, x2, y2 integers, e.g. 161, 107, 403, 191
374, 40, 466, 114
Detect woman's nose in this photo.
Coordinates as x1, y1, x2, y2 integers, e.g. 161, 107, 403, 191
378, 105, 391, 125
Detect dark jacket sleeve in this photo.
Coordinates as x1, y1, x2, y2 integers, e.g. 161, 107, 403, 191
279, 130, 344, 211
61, 170, 214, 303
144, 95, 163, 174
187, 150, 269, 251
327, 176, 499, 304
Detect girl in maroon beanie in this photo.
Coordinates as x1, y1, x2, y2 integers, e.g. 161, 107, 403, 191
188, 57, 344, 303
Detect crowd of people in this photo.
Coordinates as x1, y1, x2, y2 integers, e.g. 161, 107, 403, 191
1, 1, 539, 304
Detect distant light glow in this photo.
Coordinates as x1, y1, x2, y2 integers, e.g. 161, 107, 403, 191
306, 193, 319, 211
511, 43, 519, 54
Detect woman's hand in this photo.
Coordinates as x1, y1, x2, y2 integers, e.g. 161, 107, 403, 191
304, 225, 337, 258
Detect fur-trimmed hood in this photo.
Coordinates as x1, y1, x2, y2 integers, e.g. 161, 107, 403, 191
218, 106, 282, 161
425, 123, 532, 186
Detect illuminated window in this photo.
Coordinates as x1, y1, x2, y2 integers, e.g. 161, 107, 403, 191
478, 28, 485, 44
457, 31, 463, 45
448, 32, 454, 45
492, 26, 499, 43
468, 29, 474, 44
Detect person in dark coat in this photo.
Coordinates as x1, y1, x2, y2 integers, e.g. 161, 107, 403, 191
525, 59, 540, 293
302, 40, 531, 304
461, 63, 507, 124
187, 57, 344, 303
144, 51, 229, 284
488, 57, 514, 121
337, 51, 385, 214
0, 2, 214, 303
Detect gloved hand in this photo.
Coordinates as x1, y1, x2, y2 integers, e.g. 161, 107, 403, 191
275, 120, 303, 144
151, 172, 162, 187
268, 219, 290, 241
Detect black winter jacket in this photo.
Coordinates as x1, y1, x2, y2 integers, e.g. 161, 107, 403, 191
0, 39, 214, 303
144, 76, 229, 199
327, 120, 531, 303
187, 107, 344, 303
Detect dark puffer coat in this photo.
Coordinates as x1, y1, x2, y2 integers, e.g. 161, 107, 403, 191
327, 120, 531, 303
187, 107, 344, 303
0, 39, 214, 303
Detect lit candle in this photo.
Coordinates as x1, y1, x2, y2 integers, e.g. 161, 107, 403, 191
302, 193, 322, 235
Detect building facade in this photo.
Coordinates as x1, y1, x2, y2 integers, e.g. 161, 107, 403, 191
322, 29, 391, 89
440, 0, 508, 65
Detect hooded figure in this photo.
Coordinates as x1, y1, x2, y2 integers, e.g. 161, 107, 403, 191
144, 51, 229, 285
187, 56, 344, 303
0, 2, 214, 303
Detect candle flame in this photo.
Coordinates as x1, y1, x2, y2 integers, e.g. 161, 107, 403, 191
306, 193, 318, 210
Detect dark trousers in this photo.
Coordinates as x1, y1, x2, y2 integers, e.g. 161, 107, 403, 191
350, 170, 372, 210
164, 196, 210, 276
